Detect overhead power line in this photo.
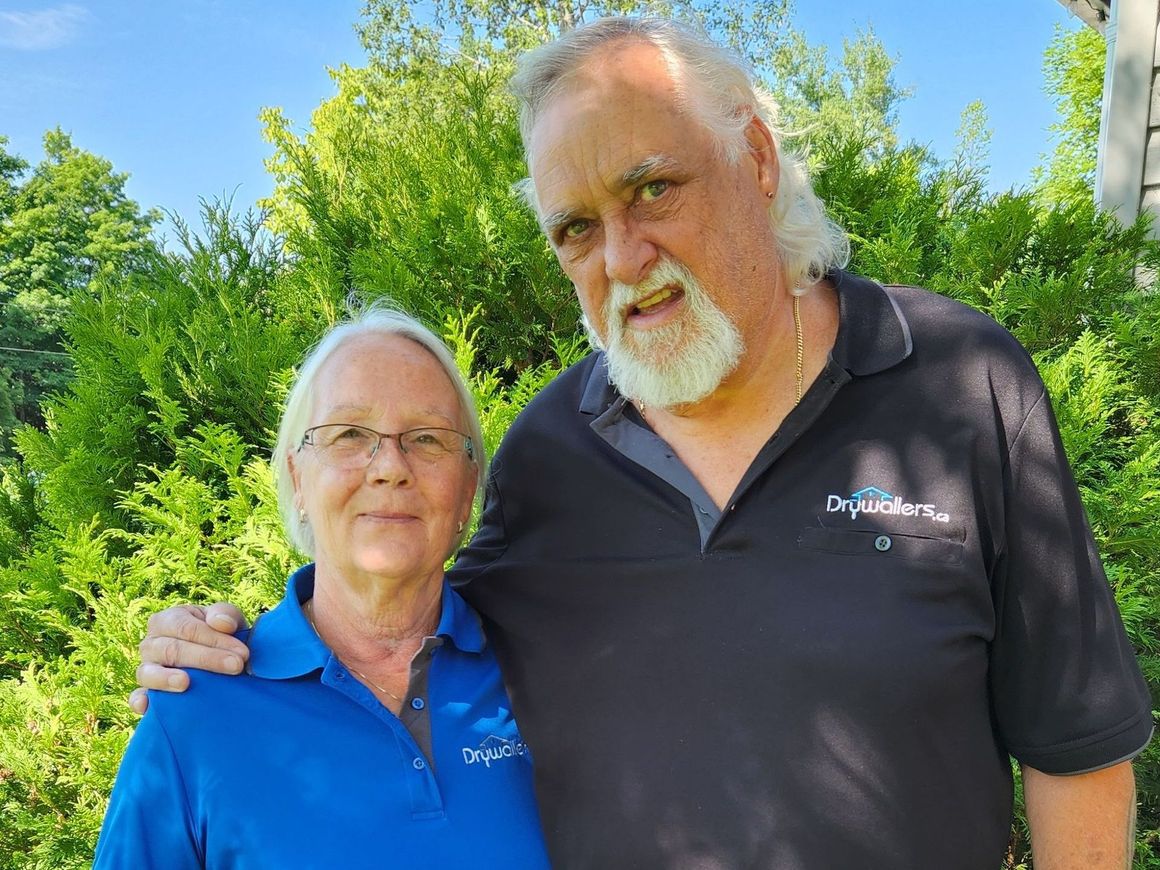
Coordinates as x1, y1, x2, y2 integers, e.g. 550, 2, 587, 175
0, 345, 71, 357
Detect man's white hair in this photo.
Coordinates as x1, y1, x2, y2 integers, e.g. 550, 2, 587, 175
272, 302, 485, 556
510, 15, 849, 291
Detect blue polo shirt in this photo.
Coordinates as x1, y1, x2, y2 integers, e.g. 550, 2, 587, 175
94, 565, 549, 869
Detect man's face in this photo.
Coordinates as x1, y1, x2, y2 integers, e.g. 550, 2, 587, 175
528, 39, 782, 407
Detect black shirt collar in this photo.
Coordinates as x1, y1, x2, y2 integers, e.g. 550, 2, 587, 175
828, 270, 914, 376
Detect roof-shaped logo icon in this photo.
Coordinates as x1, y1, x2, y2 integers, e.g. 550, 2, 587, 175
850, 486, 893, 501
478, 734, 512, 751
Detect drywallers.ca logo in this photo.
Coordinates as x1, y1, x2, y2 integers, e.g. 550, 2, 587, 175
462, 734, 530, 768
826, 486, 950, 523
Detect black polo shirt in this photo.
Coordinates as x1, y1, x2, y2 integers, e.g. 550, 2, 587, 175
452, 271, 1151, 869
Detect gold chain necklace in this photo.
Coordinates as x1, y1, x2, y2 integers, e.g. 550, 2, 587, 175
636, 291, 805, 416
304, 601, 403, 703
792, 293, 804, 406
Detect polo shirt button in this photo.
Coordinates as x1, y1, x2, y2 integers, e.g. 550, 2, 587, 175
412, 757, 426, 770
874, 534, 893, 552
335, 670, 346, 680
411, 697, 425, 710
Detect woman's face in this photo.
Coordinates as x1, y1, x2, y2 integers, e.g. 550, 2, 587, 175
288, 333, 477, 587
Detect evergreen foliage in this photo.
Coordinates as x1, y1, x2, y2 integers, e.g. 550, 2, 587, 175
260, 62, 574, 374
0, 7, 1157, 869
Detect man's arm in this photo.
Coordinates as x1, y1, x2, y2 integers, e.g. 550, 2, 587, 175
1023, 761, 1137, 869
130, 603, 250, 714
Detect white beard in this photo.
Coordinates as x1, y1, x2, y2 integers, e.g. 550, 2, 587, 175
584, 257, 744, 409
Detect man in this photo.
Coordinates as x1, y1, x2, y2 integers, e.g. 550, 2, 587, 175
135, 17, 1151, 868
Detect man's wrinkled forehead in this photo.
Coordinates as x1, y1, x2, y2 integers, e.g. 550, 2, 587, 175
525, 41, 692, 210
528, 41, 687, 155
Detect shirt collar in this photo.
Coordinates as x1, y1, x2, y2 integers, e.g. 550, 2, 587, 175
247, 563, 486, 680
827, 269, 914, 376
577, 268, 912, 415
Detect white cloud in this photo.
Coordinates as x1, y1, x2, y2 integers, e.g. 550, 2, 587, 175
0, 4, 88, 50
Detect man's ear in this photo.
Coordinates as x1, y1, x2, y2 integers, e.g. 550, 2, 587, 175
742, 114, 779, 200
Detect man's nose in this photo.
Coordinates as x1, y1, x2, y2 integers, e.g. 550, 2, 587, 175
603, 217, 657, 287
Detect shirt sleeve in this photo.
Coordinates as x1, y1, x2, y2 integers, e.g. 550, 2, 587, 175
448, 461, 511, 590
93, 699, 203, 869
990, 387, 1153, 774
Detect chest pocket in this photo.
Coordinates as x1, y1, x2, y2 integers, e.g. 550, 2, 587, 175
797, 526, 964, 565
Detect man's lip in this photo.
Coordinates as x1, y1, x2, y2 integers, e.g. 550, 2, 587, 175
359, 511, 417, 521
624, 284, 684, 317
623, 287, 686, 326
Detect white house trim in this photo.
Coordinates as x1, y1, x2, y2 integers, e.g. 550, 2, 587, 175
1084, 0, 1160, 232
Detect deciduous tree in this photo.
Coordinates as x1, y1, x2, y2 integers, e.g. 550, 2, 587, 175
0, 131, 159, 455
1036, 23, 1105, 205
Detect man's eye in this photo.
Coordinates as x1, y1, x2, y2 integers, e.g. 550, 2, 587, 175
336, 427, 372, 442
640, 180, 669, 201
563, 219, 591, 240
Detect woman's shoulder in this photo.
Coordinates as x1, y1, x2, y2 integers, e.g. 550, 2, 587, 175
143, 669, 274, 749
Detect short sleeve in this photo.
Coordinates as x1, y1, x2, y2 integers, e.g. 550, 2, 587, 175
93, 699, 203, 869
449, 460, 510, 591
990, 388, 1152, 773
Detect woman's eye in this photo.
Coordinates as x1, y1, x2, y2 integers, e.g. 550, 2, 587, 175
640, 180, 669, 201
337, 427, 371, 441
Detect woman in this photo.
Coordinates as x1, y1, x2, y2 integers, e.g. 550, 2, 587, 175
94, 307, 549, 868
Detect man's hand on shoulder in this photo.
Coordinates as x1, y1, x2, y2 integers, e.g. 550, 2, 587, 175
130, 603, 251, 714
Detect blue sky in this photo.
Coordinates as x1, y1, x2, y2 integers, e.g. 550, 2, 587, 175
1, 1, 1080, 240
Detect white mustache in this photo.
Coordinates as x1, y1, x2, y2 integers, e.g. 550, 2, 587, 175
607, 258, 696, 315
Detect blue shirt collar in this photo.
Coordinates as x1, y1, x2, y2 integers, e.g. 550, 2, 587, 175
247, 564, 486, 680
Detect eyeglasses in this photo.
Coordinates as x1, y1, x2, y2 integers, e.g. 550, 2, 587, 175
300, 424, 474, 470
